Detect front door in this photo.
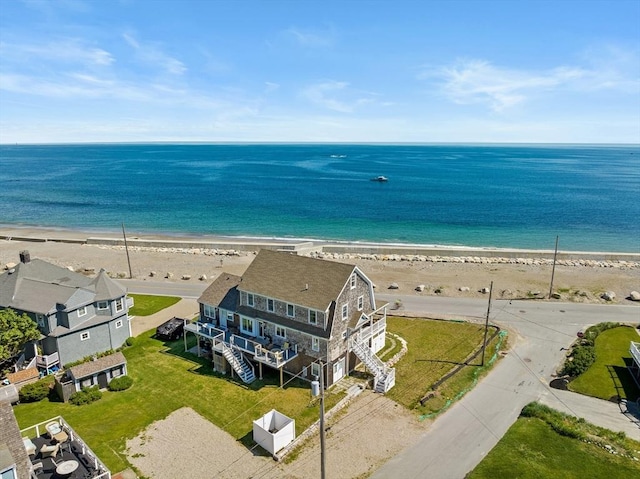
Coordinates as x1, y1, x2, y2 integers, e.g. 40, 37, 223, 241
258, 322, 266, 338
333, 358, 345, 382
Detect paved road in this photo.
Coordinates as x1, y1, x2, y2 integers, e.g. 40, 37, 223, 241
372, 295, 640, 479
120, 280, 640, 478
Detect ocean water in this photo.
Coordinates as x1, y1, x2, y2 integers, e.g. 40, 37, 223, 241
0, 143, 638, 252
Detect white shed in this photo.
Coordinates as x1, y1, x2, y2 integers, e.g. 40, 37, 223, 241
253, 409, 295, 455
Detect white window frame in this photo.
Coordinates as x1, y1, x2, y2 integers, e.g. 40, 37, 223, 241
287, 303, 295, 317
311, 362, 320, 378
342, 303, 348, 321
247, 293, 254, 307
308, 310, 317, 325
97, 301, 108, 311
80, 331, 90, 341
275, 325, 287, 338
350, 273, 356, 289
35, 313, 45, 328
241, 317, 254, 335
342, 331, 347, 340
77, 306, 87, 317
267, 298, 274, 312
115, 298, 124, 313
203, 304, 215, 318
357, 295, 364, 311
312, 336, 320, 351
227, 312, 233, 321
115, 319, 123, 329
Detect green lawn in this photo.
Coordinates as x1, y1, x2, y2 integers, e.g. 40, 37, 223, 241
128, 294, 181, 316
385, 316, 504, 414
469, 403, 640, 479
569, 325, 640, 401
14, 331, 344, 474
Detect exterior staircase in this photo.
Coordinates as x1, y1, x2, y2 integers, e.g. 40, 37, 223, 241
222, 344, 256, 384
351, 338, 395, 393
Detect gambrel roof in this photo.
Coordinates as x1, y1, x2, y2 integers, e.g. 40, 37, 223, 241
239, 249, 357, 311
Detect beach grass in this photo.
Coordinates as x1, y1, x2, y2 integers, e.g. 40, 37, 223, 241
569, 325, 640, 401
468, 402, 640, 478
13, 329, 344, 474
128, 293, 181, 316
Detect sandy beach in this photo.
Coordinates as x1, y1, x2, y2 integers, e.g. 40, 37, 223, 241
1, 226, 639, 304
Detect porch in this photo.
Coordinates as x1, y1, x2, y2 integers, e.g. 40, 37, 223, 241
183, 321, 299, 386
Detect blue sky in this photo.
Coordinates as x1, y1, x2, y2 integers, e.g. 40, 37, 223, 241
1, 0, 639, 144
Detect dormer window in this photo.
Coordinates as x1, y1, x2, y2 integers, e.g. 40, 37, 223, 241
287, 304, 295, 317
247, 293, 254, 307
350, 273, 356, 289
267, 298, 274, 312
115, 298, 124, 313
309, 310, 318, 325
77, 306, 87, 317
97, 301, 108, 311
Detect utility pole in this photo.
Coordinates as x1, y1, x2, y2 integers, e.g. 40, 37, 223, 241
122, 222, 133, 279
319, 361, 326, 479
548, 235, 559, 299
481, 281, 493, 366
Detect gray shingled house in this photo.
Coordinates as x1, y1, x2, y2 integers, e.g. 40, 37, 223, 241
0, 251, 132, 370
190, 249, 395, 392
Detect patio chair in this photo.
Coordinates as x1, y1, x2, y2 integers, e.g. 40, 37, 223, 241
23, 437, 37, 456
46, 421, 69, 443
39, 442, 60, 459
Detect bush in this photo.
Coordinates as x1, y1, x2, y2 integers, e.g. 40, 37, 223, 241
69, 386, 102, 405
108, 375, 133, 391
563, 345, 596, 377
18, 379, 50, 402
125, 337, 136, 347
581, 322, 620, 346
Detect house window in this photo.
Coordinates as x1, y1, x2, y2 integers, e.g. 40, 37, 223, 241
115, 319, 123, 329
203, 304, 215, 318
287, 304, 295, 317
311, 362, 320, 378
312, 337, 320, 351
275, 326, 286, 338
241, 317, 254, 335
115, 298, 124, 312
77, 306, 87, 317
35, 314, 45, 328
342, 331, 347, 340
309, 310, 317, 325
97, 301, 108, 310
350, 273, 356, 289
80, 331, 90, 341
267, 298, 274, 312
227, 312, 233, 321
247, 293, 254, 307
357, 295, 364, 311
342, 304, 348, 321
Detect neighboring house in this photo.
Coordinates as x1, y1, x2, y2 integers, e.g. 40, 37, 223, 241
0, 251, 132, 371
630, 342, 640, 386
191, 249, 395, 392
0, 387, 30, 479
55, 352, 128, 402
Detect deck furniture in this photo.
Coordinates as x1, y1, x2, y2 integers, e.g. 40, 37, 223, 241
39, 442, 60, 458
46, 421, 69, 443
23, 437, 37, 455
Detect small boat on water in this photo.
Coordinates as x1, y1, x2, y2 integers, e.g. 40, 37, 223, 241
370, 175, 388, 182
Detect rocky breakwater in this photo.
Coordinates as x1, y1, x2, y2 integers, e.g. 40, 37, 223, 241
306, 251, 640, 269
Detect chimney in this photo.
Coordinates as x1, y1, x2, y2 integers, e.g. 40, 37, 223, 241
19, 250, 31, 264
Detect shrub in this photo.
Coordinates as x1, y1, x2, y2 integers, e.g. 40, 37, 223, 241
125, 337, 136, 347
108, 375, 133, 391
581, 322, 620, 346
563, 345, 596, 377
69, 386, 102, 405
19, 379, 50, 402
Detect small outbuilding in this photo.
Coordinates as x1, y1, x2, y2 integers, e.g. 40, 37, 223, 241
55, 352, 128, 402
252, 409, 295, 456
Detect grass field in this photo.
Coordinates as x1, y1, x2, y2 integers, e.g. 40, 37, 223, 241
128, 293, 181, 316
385, 316, 504, 414
469, 402, 640, 479
569, 325, 640, 401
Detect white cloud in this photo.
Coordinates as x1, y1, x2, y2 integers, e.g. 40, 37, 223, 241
301, 80, 378, 113
284, 27, 335, 48
0, 40, 114, 66
122, 32, 186, 75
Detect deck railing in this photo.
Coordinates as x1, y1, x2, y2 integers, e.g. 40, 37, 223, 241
631, 342, 640, 368
35, 352, 59, 370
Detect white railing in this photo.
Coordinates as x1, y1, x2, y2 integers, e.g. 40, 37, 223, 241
21, 416, 110, 479
631, 342, 640, 367
254, 344, 299, 368
184, 322, 225, 340
358, 318, 387, 342
35, 352, 59, 369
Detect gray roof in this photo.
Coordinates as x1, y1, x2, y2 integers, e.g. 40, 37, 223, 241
0, 258, 126, 314
0, 402, 30, 479
69, 351, 127, 380
239, 250, 356, 311
198, 274, 242, 311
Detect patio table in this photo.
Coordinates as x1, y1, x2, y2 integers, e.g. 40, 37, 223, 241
56, 460, 79, 476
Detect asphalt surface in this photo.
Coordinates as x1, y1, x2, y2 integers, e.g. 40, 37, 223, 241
118, 279, 640, 478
